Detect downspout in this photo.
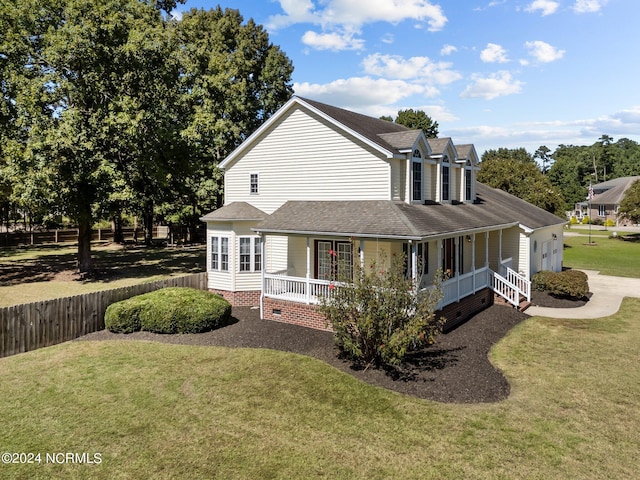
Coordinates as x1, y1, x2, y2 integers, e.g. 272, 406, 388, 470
260, 232, 265, 320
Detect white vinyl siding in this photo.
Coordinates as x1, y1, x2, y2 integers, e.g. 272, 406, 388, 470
224, 107, 391, 214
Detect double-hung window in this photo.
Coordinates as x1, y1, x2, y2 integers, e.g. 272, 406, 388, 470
465, 164, 472, 201
598, 205, 606, 216
442, 161, 450, 201
211, 236, 229, 272
412, 160, 422, 202
238, 236, 262, 272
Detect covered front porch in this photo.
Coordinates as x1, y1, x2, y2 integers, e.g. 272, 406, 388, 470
260, 229, 529, 313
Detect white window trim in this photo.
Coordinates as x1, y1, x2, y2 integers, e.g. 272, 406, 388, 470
441, 157, 451, 202
238, 236, 262, 273
210, 236, 230, 272
411, 159, 423, 203
250, 173, 259, 195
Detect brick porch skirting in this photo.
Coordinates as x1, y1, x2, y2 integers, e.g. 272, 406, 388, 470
261, 288, 494, 333
263, 297, 332, 332
439, 287, 494, 332
209, 289, 261, 307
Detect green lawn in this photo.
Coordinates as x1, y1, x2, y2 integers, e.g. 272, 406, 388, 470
562, 234, 640, 277
0, 244, 205, 306
1, 298, 639, 479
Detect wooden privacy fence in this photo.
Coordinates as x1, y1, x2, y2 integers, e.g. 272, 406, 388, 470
0, 272, 208, 359
0, 226, 170, 248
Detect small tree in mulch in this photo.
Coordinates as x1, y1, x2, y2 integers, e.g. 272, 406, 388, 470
319, 251, 445, 371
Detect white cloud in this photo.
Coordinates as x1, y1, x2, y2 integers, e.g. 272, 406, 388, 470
381, 33, 395, 44
525, 0, 560, 16
480, 43, 509, 63
301, 30, 365, 51
460, 71, 523, 100
525, 40, 565, 62
441, 44, 458, 56
293, 77, 437, 109
268, 0, 447, 33
362, 53, 462, 85
573, 0, 609, 13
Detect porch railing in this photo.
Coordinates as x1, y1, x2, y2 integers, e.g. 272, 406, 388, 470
504, 267, 531, 302
266, 266, 492, 309
264, 274, 336, 304
489, 270, 520, 307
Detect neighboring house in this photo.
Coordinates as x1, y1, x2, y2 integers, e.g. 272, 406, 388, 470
573, 176, 640, 226
201, 96, 566, 331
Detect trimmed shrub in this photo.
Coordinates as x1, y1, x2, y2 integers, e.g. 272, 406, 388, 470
319, 251, 445, 370
604, 219, 616, 227
569, 216, 578, 225
104, 300, 144, 333
581, 216, 590, 224
546, 270, 589, 300
105, 288, 231, 334
532, 270, 555, 291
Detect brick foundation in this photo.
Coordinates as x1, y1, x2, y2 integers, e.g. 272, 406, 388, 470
439, 288, 494, 332
209, 289, 261, 307
261, 288, 493, 333
263, 297, 332, 331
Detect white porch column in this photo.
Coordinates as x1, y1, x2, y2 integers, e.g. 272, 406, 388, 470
471, 234, 476, 292
306, 236, 311, 304
454, 236, 460, 301
498, 229, 503, 272
410, 240, 417, 283
485, 232, 489, 269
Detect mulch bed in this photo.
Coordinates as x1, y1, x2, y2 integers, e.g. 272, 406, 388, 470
531, 289, 591, 308
78, 291, 587, 404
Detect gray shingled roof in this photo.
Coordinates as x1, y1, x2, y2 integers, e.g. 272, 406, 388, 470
298, 97, 417, 155
377, 130, 423, 151
427, 138, 452, 156
592, 176, 640, 204
253, 184, 565, 239
200, 202, 268, 222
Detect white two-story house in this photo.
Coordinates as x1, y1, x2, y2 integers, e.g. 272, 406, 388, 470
201, 97, 566, 330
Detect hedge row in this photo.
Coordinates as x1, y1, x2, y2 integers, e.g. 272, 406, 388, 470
105, 287, 231, 334
532, 270, 589, 300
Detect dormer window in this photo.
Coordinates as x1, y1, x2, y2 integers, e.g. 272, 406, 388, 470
441, 157, 450, 202
465, 160, 472, 201
412, 160, 422, 201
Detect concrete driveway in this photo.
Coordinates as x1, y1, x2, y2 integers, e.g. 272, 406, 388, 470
527, 270, 640, 319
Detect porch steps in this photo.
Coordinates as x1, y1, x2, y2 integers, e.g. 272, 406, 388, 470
493, 293, 531, 312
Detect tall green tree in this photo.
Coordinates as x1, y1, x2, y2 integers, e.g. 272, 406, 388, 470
170, 7, 294, 235
534, 145, 553, 174
618, 180, 640, 225
478, 148, 566, 217
1, 0, 293, 270
381, 109, 439, 138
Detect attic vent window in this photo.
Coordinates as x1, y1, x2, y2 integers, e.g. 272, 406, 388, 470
250, 173, 259, 194
413, 149, 422, 158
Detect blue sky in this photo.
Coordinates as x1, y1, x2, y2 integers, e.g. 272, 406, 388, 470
176, 0, 640, 156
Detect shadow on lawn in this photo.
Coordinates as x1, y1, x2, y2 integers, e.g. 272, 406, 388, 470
0, 245, 205, 286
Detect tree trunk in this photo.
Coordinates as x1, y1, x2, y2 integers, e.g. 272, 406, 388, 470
77, 206, 93, 274
112, 212, 124, 244
143, 199, 153, 246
